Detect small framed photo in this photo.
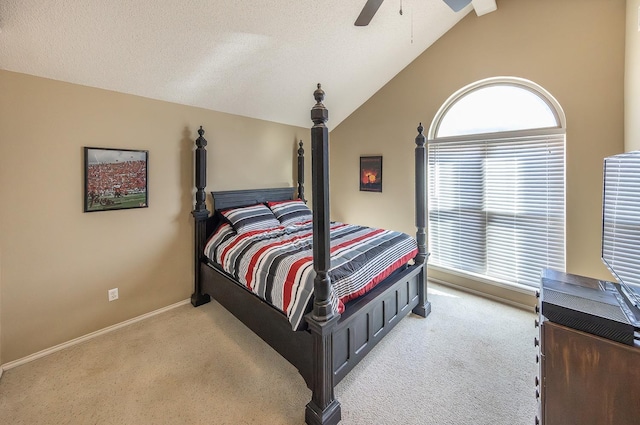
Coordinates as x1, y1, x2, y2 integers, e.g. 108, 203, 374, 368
84, 147, 149, 212
360, 155, 383, 192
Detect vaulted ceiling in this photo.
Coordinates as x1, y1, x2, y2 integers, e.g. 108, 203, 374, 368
0, 1, 494, 129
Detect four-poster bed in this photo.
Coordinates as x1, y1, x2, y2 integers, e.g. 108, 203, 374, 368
190, 84, 431, 425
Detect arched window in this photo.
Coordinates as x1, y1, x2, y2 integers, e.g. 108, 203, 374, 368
428, 77, 566, 288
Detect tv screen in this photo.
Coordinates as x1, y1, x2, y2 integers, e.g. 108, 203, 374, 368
601, 151, 640, 310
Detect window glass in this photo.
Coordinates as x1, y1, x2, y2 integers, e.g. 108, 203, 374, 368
436, 84, 560, 137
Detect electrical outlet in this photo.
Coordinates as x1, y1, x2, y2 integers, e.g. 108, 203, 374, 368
108, 288, 119, 301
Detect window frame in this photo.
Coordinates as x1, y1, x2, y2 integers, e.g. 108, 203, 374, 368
427, 76, 567, 290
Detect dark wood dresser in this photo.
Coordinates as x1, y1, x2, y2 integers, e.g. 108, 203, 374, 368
535, 269, 640, 425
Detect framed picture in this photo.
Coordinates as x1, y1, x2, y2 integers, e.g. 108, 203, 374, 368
360, 155, 383, 192
84, 147, 149, 212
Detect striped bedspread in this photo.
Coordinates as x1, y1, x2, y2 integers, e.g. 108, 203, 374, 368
204, 221, 418, 330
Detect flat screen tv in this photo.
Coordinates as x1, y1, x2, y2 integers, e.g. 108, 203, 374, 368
601, 151, 640, 321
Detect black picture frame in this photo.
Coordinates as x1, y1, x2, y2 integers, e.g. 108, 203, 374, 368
360, 156, 383, 192
84, 147, 149, 212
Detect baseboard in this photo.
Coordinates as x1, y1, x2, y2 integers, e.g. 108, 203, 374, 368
1, 299, 191, 373
429, 277, 534, 312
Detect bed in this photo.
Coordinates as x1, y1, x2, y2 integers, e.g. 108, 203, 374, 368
190, 84, 431, 425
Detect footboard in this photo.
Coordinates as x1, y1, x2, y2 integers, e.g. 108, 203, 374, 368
332, 263, 424, 383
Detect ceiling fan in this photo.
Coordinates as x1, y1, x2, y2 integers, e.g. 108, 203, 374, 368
354, 0, 472, 26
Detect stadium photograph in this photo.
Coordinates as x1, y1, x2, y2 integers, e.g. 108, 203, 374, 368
84, 147, 148, 212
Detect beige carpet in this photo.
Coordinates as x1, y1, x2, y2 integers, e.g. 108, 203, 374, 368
0, 283, 538, 425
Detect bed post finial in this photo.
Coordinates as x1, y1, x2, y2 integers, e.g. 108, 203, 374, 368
413, 122, 431, 318
314, 83, 324, 102
305, 84, 342, 425
194, 126, 208, 214
297, 140, 306, 203
311, 84, 329, 126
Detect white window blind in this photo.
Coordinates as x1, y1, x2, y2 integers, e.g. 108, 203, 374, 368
602, 151, 640, 297
428, 132, 565, 287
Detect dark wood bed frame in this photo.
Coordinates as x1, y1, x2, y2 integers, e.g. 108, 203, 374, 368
190, 84, 431, 425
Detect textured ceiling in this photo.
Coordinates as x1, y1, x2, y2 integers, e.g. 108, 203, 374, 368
0, 1, 476, 129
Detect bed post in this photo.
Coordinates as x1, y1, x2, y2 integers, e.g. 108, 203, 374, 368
305, 84, 341, 425
412, 123, 431, 317
297, 140, 307, 203
191, 126, 212, 307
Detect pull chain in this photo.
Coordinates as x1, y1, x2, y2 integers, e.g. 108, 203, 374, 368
400, 0, 413, 45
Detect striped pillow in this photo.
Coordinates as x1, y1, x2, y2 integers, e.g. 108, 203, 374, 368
268, 199, 312, 227
221, 204, 281, 234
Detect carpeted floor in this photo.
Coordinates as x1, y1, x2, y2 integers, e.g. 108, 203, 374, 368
0, 283, 538, 424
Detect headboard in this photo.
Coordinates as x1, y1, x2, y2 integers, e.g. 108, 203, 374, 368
205, 187, 296, 236
211, 187, 295, 210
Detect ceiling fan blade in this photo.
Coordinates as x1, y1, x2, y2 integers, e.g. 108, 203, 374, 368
443, 0, 472, 12
354, 0, 385, 26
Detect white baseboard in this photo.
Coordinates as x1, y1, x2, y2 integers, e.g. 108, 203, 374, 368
0, 299, 191, 374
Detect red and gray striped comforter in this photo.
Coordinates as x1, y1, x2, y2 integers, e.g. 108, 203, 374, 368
204, 221, 418, 330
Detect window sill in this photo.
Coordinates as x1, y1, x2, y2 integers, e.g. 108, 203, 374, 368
428, 264, 539, 309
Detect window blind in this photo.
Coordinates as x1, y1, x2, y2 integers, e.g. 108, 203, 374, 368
602, 152, 640, 295
428, 132, 565, 288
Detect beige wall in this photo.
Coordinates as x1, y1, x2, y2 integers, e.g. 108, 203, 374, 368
330, 0, 625, 304
0, 70, 309, 363
627, 0, 640, 151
